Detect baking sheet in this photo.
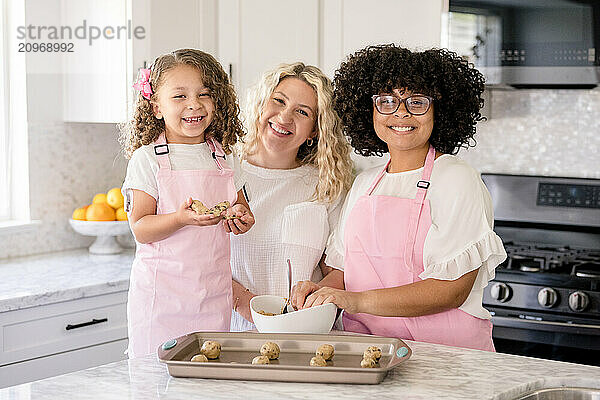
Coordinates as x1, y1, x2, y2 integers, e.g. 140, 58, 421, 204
158, 331, 411, 384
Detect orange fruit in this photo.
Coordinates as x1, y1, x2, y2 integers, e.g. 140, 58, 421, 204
115, 207, 128, 221
86, 203, 116, 221
107, 188, 124, 209
93, 193, 108, 204
72, 207, 87, 221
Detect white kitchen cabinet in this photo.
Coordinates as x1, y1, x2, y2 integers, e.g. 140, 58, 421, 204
0, 291, 128, 388
58, 0, 446, 122
214, 0, 445, 171
216, 0, 444, 94
59, 0, 218, 122
60, 0, 133, 123
217, 0, 320, 106
321, 0, 446, 78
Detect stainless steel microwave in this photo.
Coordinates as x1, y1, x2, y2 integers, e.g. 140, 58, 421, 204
445, 0, 600, 87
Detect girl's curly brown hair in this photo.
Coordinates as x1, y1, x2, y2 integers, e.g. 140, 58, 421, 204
333, 44, 486, 156
120, 48, 244, 158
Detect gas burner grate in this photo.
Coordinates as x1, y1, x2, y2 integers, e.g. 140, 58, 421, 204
572, 261, 600, 279
501, 242, 599, 274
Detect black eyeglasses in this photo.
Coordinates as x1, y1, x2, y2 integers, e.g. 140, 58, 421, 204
372, 94, 433, 116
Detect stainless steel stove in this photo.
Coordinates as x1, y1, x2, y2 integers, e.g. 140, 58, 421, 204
481, 174, 600, 366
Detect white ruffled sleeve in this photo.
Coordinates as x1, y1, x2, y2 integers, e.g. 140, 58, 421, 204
420, 164, 507, 290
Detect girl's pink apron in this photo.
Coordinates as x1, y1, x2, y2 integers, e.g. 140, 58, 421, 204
342, 145, 495, 351
127, 134, 237, 358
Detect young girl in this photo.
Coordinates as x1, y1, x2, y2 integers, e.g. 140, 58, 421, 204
120, 49, 254, 358
292, 45, 507, 351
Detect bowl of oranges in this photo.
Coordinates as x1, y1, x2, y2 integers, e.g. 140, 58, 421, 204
70, 188, 131, 254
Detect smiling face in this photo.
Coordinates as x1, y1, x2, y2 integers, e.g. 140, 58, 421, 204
256, 77, 318, 168
372, 88, 434, 155
152, 64, 215, 144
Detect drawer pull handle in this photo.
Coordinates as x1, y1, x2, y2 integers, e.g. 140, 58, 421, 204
65, 318, 108, 330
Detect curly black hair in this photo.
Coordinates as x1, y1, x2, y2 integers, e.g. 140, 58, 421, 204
333, 44, 486, 156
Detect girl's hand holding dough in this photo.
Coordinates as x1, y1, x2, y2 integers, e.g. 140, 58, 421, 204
223, 203, 255, 235
178, 198, 223, 227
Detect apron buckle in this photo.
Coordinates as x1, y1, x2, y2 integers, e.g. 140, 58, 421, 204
416, 180, 430, 189
154, 144, 169, 155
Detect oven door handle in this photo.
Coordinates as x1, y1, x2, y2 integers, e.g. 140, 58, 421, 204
492, 316, 600, 335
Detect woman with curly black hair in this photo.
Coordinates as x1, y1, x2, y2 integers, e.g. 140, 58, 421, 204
291, 45, 507, 351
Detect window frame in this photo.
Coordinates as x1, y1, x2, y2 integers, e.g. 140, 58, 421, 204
0, 0, 32, 230
0, 1, 10, 220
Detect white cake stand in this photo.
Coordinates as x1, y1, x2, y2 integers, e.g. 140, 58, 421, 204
69, 219, 131, 254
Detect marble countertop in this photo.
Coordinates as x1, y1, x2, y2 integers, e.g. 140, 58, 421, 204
2, 339, 599, 399
0, 249, 134, 313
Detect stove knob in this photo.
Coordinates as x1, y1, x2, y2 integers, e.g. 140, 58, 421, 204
490, 283, 511, 303
568, 291, 589, 312
537, 287, 559, 308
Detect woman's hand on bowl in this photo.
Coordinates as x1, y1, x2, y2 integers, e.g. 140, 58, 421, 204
290, 280, 321, 310
304, 287, 361, 314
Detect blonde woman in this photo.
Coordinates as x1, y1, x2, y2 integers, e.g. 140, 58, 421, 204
229, 62, 353, 331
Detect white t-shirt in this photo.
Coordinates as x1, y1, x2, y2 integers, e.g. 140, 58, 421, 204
230, 160, 345, 332
325, 155, 507, 320
121, 141, 245, 202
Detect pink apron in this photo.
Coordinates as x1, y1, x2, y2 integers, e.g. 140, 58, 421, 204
127, 134, 237, 358
342, 145, 495, 351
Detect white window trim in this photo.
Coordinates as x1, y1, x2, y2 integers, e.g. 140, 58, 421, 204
0, 0, 39, 234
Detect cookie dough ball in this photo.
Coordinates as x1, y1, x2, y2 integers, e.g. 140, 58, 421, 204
191, 200, 209, 214
252, 355, 270, 365
209, 201, 230, 216
316, 344, 335, 361
190, 354, 208, 362
200, 341, 221, 359
260, 342, 281, 360
364, 346, 382, 361
310, 355, 327, 367
361, 356, 378, 368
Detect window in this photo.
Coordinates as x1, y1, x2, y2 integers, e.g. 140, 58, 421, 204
0, 3, 9, 220
0, 0, 30, 227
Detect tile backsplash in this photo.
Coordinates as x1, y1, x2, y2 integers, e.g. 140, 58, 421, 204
0, 122, 128, 259
459, 88, 600, 178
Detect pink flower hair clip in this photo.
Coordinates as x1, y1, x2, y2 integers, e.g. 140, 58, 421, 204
133, 68, 153, 100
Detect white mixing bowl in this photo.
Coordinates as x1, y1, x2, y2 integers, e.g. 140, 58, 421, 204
250, 295, 337, 334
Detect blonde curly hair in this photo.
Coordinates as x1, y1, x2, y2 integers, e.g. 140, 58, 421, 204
243, 62, 352, 203
120, 49, 244, 158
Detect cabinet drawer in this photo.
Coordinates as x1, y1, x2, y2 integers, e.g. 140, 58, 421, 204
0, 291, 128, 366
0, 338, 128, 389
